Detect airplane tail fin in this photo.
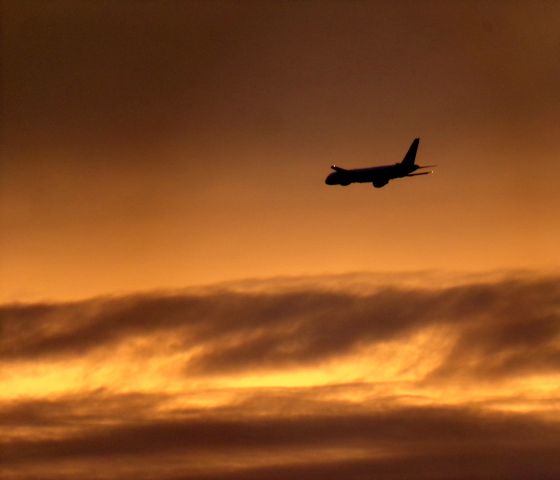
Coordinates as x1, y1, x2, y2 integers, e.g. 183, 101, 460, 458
400, 138, 420, 166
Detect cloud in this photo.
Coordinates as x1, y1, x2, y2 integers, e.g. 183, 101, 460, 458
3, 393, 560, 479
2, 273, 560, 479
0, 390, 167, 428
184, 444, 560, 480
428, 276, 560, 380
2, 274, 559, 380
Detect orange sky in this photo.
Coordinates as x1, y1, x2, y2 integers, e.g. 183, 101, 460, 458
2, 0, 559, 302
2, 2, 560, 479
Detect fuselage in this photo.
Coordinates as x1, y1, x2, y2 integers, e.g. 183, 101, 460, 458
325, 163, 420, 186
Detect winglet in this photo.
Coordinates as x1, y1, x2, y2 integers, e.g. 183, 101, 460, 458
401, 138, 420, 166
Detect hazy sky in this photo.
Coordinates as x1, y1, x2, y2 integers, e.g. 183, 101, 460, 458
2, 1, 560, 479
3, 0, 559, 301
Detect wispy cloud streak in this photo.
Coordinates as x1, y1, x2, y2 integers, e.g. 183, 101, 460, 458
2, 275, 559, 379
3, 394, 560, 479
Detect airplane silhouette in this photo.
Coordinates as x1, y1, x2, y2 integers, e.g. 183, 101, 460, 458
325, 138, 435, 188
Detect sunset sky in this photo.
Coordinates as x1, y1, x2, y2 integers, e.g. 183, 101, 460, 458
2, 1, 560, 479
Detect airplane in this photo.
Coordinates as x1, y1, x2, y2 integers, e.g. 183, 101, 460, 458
324, 138, 435, 188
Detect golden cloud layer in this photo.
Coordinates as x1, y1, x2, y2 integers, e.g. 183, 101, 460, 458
2, 273, 559, 479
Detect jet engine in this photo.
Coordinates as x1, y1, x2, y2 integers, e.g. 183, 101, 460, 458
372, 179, 388, 188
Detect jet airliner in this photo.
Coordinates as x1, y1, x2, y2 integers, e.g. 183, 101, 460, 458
325, 138, 435, 188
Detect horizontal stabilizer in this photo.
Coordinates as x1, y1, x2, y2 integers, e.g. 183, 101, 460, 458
407, 171, 432, 176
331, 165, 347, 172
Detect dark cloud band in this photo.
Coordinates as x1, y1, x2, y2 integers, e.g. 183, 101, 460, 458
3, 398, 560, 479
2, 275, 559, 379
